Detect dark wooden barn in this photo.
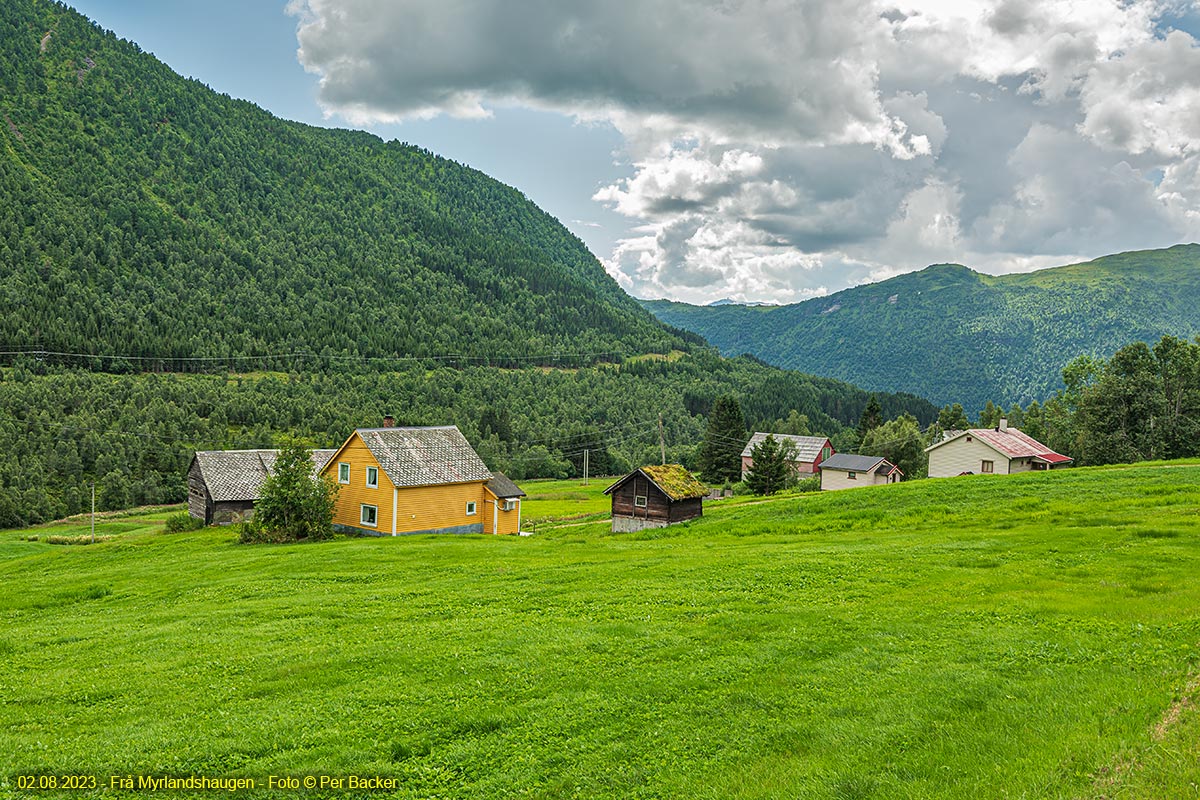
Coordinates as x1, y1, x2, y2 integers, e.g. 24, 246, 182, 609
604, 464, 708, 532
187, 449, 336, 525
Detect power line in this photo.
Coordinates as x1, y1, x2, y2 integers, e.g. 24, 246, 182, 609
0, 347, 638, 366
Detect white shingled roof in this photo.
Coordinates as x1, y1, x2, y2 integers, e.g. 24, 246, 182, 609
741, 433, 830, 462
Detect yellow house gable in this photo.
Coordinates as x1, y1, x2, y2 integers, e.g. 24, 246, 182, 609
321, 426, 507, 536
320, 431, 398, 534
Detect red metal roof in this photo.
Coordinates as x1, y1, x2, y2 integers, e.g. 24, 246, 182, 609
967, 427, 1072, 463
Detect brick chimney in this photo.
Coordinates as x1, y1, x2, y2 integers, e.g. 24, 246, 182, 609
383, 414, 395, 428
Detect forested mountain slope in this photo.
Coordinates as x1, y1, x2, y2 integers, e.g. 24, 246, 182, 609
644, 245, 1200, 410
0, 0, 685, 363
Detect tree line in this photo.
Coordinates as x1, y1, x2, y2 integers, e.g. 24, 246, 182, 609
694, 334, 1200, 494
0, 351, 937, 528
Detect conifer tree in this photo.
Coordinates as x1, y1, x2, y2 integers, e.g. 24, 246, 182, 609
857, 394, 883, 445
745, 435, 798, 495
698, 396, 747, 483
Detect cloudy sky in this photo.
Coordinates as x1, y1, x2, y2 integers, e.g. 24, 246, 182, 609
72, 0, 1200, 304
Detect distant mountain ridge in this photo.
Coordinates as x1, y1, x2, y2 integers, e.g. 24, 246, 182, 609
644, 245, 1200, 410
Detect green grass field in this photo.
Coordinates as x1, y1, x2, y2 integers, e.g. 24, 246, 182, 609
518, 477, 618, 529
2, 465, 1199, 799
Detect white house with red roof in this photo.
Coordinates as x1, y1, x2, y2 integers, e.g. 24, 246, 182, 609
925, 419, 1072, 478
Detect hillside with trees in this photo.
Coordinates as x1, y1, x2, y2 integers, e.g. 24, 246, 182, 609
643, 245, 1200, 410
0, 0, 689, 365
0, 1, 945, 528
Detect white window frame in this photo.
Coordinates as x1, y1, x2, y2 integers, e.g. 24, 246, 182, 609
360, 504, 377, 527
366, 466, 379, 488
501, 499, 516, 512
634, 495, 648, 507
338, 462, 350, 485
466, 501, 477, 516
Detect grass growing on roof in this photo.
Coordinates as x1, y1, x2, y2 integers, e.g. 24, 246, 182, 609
1, 465, 1199, 798
636, 464, 709, 499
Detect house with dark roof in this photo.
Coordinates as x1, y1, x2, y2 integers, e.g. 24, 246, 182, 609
319, 424, 524, 535
187, 448, 337, 525
484, 473, 526, 535
818, 453, 902, 491
741, 433, 834, 479
925, 418, 1072, 478
604, 464, 708, 533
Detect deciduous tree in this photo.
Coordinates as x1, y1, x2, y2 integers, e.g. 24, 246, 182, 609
862, 414, 927, 479
240, 441, 338, 543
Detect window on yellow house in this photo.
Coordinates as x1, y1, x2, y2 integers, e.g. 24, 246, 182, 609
338, 463, 350, 484
366, 466, 378, 488
361, 504, 377, 527
466, 501, 477, 515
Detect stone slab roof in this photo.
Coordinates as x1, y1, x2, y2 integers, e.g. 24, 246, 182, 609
192, 448, 336, 503
741, 433, 831, 462
357, 426, 492, 488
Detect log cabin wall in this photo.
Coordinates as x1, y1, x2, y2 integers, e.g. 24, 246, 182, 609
610, 475, 671, 523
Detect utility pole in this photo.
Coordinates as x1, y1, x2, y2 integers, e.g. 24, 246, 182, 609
90, 482, 95, 544
583, 449, 589, 486
659, 414, 666, 465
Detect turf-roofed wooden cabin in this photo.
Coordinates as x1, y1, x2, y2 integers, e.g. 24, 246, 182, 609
605, 464, 708, 533
320, 424, 524, 536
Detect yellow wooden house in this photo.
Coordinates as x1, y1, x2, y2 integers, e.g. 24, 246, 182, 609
319, 425, 525, 536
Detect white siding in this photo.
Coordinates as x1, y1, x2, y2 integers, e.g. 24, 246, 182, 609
820, 469, 891, 491
927, 436, 1011, 478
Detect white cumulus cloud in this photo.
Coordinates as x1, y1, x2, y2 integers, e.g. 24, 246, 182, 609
289, 0, 1200, 302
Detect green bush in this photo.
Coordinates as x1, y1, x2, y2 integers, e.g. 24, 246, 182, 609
238, 441, 338, 544
45, 535, 114, 545
237, 522, 297, 544
794, 475, 821, 493
164, 512, 204, 533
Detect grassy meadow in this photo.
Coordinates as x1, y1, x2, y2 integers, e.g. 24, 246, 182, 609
2, 465, 1199, 799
